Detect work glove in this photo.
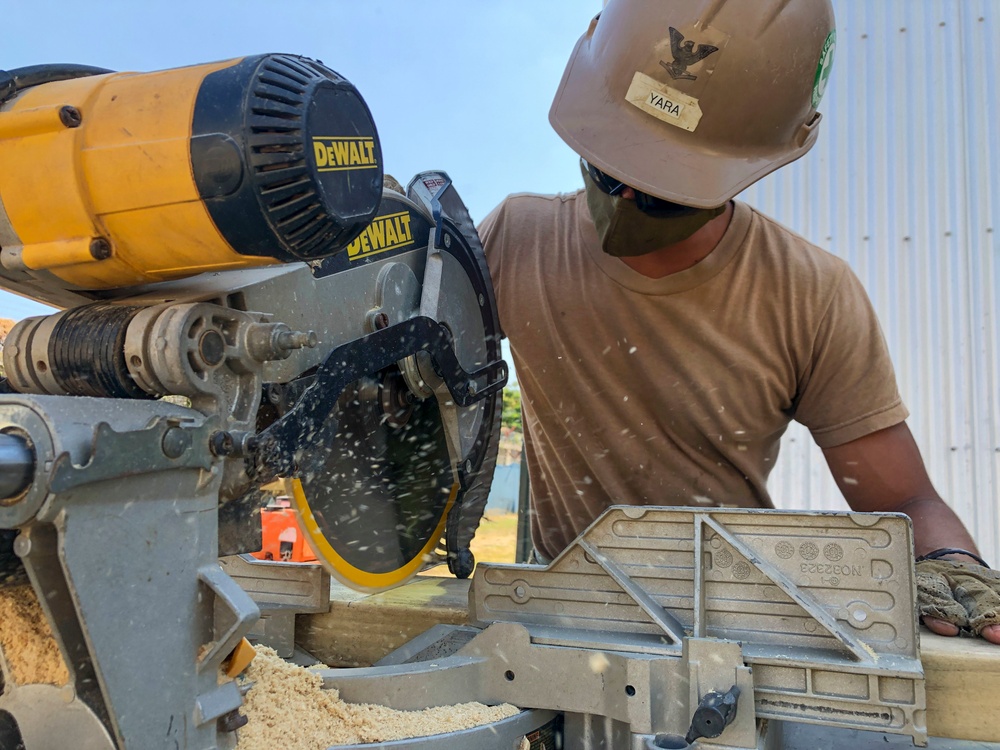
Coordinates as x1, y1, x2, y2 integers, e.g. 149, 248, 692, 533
916, 554, 1000, 638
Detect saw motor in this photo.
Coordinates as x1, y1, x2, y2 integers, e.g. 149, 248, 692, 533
0, 54, 382, 295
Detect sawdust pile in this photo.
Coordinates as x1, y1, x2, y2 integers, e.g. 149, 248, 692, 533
0, 584, 70, 687
236, 646, 520, 749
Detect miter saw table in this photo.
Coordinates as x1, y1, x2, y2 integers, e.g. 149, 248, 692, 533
244, 506, 1000, 750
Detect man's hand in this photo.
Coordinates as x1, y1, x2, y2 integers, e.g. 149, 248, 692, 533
822, 423, 999, 644
916, 556, 1000, 644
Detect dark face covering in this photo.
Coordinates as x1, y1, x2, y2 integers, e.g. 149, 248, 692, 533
582, 164, 725, 257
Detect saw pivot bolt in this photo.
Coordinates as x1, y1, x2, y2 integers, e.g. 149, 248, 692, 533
685, 685, 741, 744
277, 329, 318, 351
210, 431, 235, 457
210, 430, 258, 458
246, 323, 318, 362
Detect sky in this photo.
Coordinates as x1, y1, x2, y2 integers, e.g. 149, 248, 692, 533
1, 1, 592, 324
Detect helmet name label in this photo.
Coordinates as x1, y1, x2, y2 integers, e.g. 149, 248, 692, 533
312, 136, 378, 172
625, 72, 703, 133
347, 211, 414, 260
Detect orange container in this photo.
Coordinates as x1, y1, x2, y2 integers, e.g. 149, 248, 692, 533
250, 500, 317, 563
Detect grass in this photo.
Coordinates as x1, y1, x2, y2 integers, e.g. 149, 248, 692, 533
423, 512, 519, 578
470, 513, 519, 563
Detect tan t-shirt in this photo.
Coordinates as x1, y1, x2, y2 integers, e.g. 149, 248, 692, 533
479, 191, 908, 559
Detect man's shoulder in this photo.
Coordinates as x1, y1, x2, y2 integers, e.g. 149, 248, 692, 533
489, 189, 584, 220
742, 203, 851, 277
479, 189, 585, 254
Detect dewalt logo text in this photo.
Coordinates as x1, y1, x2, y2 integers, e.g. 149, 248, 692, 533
312, 136, 378, 172
347, 211, 414, 260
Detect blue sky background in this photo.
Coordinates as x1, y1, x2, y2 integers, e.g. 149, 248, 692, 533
2, 1, 592, 324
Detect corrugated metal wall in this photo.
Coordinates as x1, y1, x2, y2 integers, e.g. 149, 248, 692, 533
741, 0, 1000, 563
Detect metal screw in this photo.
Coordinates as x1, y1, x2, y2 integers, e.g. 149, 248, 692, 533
59, 105, 82, 128
13, 534, 31, 558
467, 381, 478, 397
210, 431, 235, 457
443, 233, 452, 248
161, 427, 192, 459
374, 312, 390, 330
478, 293, 485, 306
198, 329, 226, 367
89, 238, 112, 260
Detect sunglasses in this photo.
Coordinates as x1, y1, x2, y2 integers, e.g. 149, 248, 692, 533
584, 161, 702, 218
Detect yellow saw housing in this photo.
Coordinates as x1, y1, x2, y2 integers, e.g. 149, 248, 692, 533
0, 55, 383, 299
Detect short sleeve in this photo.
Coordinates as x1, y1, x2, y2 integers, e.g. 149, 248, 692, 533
794, 266, 909, 447
476, 199, 509, 298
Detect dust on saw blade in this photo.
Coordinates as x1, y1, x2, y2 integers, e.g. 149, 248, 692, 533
235, 646, 520, 749
288, 376, 459, 593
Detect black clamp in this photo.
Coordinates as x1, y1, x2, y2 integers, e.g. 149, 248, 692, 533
685, 685, 741, 744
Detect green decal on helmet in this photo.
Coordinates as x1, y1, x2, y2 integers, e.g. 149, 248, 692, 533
812, 30, 836, 108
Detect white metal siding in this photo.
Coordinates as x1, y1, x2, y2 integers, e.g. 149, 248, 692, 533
741, 1, 1000, 563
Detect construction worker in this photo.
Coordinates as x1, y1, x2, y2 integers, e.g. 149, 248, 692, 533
478, 0, 1000, 643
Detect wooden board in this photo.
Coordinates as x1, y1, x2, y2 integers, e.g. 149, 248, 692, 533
921, 631, 1000, 741
297, 576, 470, 668
299, 576, 1000, 742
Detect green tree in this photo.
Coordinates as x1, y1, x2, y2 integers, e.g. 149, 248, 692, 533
501, 387, 522, 432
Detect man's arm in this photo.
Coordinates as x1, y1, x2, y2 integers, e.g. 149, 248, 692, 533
822, 422, 1000, 644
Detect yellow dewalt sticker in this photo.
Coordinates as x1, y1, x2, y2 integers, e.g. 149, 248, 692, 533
347, 211, 414, 260
312, 136, 378, 172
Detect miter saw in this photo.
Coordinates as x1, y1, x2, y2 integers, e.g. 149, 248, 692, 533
0, 54, 505, 748
0, 53, 984, 750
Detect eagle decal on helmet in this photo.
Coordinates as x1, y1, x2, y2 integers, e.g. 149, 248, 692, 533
660, 27, 719, 81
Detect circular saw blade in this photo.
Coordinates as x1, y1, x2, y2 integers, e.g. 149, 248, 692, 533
290, 375, 458, 592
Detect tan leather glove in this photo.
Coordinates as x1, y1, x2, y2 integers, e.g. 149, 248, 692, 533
916, 556, 1000, 636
